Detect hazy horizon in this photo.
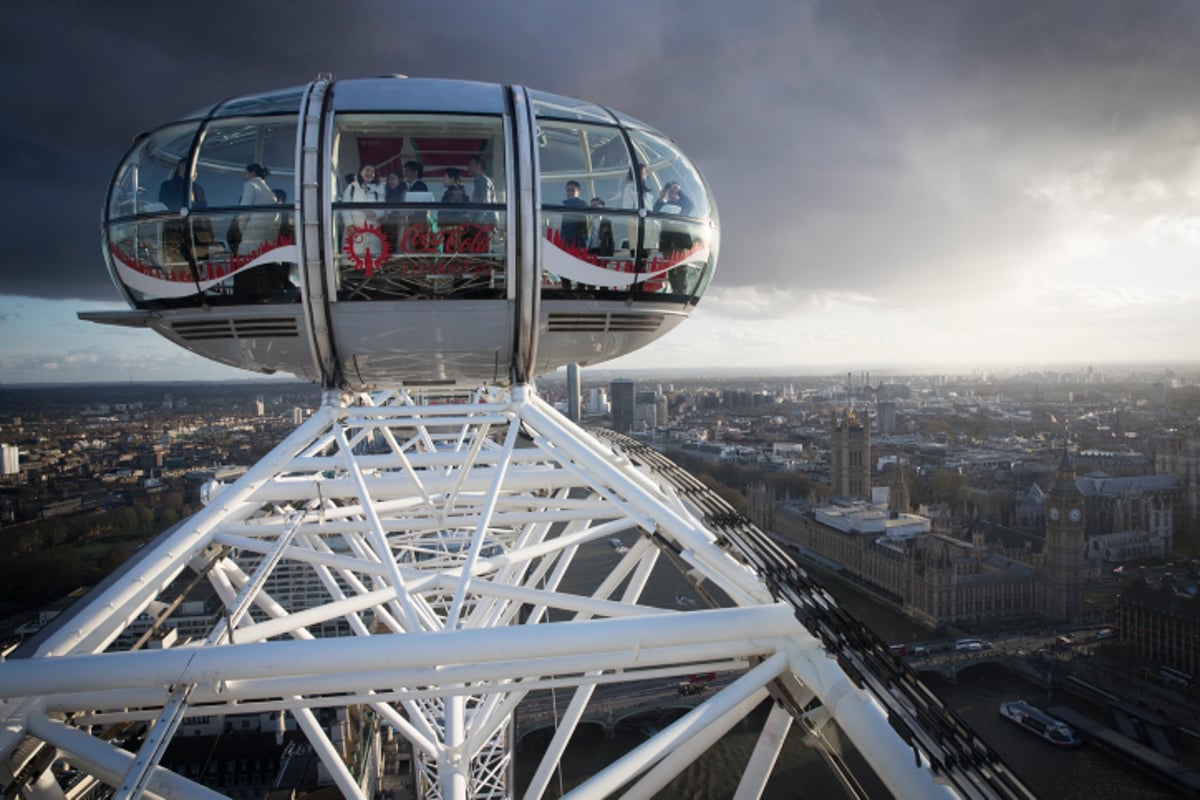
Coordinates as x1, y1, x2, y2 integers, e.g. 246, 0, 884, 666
2, 358, 1196, 390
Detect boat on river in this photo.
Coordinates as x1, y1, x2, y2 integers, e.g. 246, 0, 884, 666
999, 700, 1081, 747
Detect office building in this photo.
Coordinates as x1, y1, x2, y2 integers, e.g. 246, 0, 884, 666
1, 444, 18, 477
878, 401, 897, 435
610, 379, 634, 434
635, 390, 658, 431
566, 363, 581, 422
586, 388, 609, 416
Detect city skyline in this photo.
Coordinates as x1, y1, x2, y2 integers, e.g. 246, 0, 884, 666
4, 1, 1200, 383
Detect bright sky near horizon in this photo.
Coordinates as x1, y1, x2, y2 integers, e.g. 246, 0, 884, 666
2, 1, 1199, 384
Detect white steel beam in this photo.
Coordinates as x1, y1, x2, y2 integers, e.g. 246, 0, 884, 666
0, 606, 798, 699
34, 406, 341, 658
786, 649, 959, 800
25, 712, 226, 800
733, 701, 794, 800
563, 651, 789, 799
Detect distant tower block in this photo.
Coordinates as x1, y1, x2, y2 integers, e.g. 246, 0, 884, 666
1, 443, 18, 476
610, 378, 635, 434
566, 363, 581, 422
82, 77, 719, 391
878, 400, 897, 434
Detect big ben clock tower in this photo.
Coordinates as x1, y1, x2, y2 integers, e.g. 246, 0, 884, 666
1044, 451, 1085, 620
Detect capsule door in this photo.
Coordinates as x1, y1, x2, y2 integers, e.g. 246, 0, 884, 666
320, 85, 518, 388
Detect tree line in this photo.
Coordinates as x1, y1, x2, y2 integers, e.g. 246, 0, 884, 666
0, 492, 198, 612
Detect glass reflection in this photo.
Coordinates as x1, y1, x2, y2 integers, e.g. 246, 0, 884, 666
213, 87, 304, 117
538, 123, 633, 211
332, 113, 507, 208
329, 113, 508, 301
540, 211, 711, 300
106, 219, 198, 306
527, 89, 614, 123
331, 204, 507, 300
108, 124, 200, 219
626, 129, 711, 219
106, 210, 299, 309
195, 209, 297, 305
608, 108, 664, 136
195, 117, 297, 210
644, 218, 712, 296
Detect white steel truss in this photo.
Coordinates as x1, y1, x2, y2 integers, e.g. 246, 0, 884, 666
0, 385, 1018, 800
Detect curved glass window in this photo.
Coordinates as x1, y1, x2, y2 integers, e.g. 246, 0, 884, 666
105, 210, 299, 310
108, 123, 200, 219
538, 122, 634, 210
180, 102, 219, 121
331, 114, 508, 300
528, 89, 615, 124
537, 121, 717, 300
639, 218, 716, 299
194, 116, 298, 211
627, 129, 711, 220
106, 116, 299, 310
193, 210, 299, 305
213, 87, 304, 118
608, 108, 664, 136
540, 212, 713, 301
692, 226, 719, 298
106, 219, 199, 306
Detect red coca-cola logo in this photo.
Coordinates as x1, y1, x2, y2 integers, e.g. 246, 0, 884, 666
401, 223, 493, 254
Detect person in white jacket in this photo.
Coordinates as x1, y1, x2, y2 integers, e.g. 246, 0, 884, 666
340, 164, 385, 260
341, 165, 384, 227
235, 163, 280, 256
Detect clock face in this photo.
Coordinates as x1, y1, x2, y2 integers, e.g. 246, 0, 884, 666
1048, 507, 1060, 521
1069, 508, 1082, 523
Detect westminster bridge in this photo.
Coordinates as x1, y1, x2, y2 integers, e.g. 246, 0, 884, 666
902, 628, 1108, 681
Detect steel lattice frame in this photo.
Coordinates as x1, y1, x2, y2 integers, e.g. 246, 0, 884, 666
0, 385, 962, 800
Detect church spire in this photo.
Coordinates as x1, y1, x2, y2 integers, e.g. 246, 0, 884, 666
1052, 449, 1080, 498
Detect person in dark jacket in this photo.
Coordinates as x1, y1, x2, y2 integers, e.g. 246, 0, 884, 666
404, 160, 429, 193
560, 180, 588, 248
158, 160, 207, 211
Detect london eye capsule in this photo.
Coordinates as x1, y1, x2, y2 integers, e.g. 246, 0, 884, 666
84, 76, 719, 389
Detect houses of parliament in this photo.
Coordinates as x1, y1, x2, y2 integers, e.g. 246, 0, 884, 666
772, 408, 1091, 629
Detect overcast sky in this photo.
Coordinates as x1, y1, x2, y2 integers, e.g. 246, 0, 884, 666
2, 0, 1198, 383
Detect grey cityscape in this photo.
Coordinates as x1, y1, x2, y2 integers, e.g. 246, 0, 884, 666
2, 363, 1198, 797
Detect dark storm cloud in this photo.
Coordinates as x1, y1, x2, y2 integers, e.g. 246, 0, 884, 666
2, 0, 1199, 306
